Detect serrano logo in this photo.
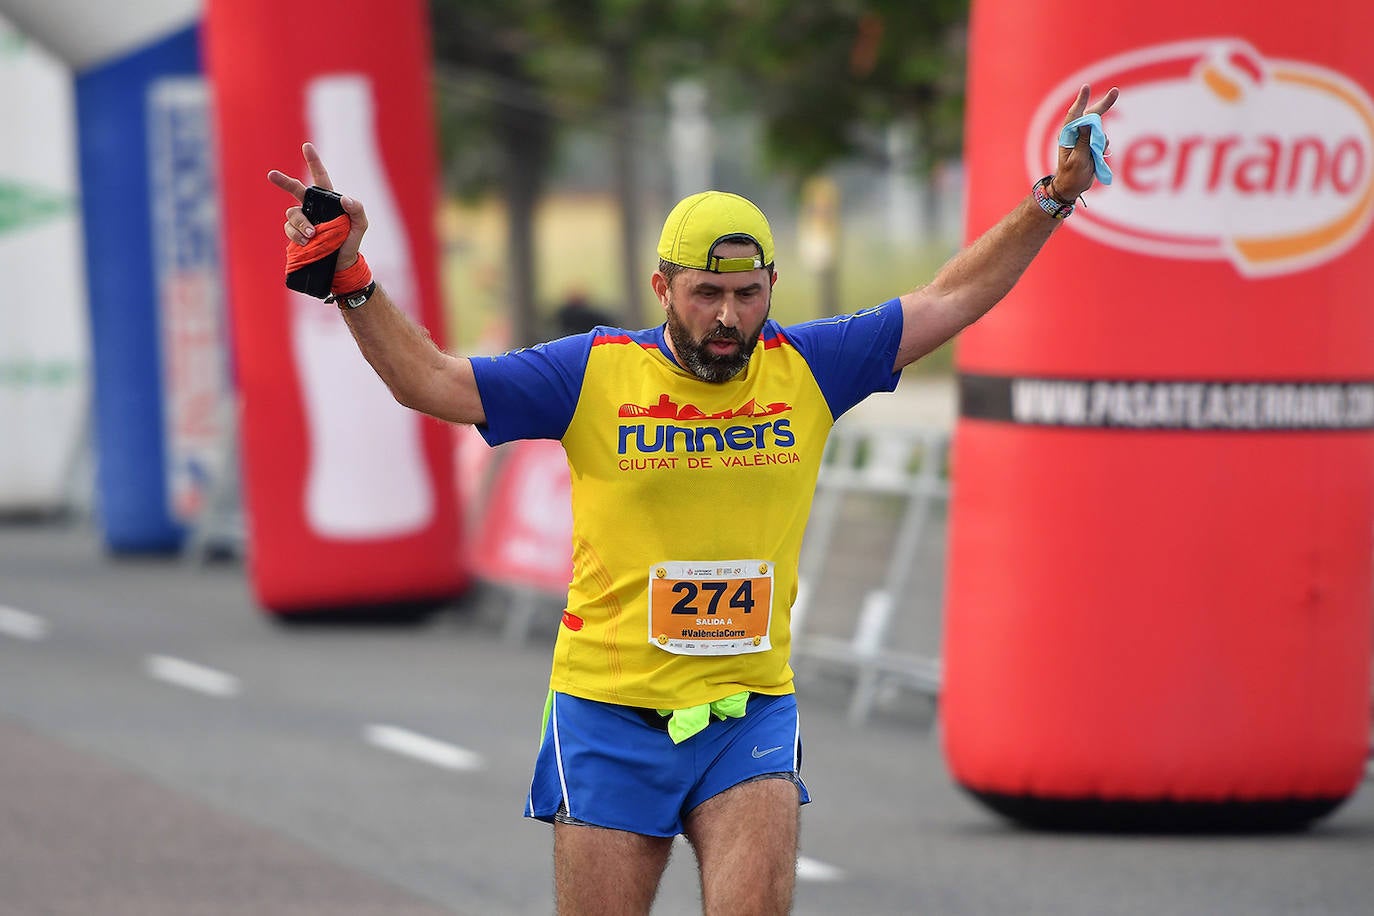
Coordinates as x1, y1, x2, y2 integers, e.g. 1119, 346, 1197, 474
1026, 39, 1374, 277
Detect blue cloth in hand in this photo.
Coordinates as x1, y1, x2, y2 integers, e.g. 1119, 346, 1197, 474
1058, 113, 1112, 186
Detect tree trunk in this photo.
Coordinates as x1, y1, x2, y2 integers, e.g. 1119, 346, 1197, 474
499, 101, 548, 347
607, 41, 643, 329
503, 162, 540, 347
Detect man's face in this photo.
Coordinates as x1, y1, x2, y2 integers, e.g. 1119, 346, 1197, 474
657, 243, 774, 384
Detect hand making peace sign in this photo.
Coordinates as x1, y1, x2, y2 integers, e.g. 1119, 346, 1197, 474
267, 142, 369, 272
1052, 84, 1120, 202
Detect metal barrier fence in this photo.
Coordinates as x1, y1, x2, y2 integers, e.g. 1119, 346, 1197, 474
790, 424, 948, 725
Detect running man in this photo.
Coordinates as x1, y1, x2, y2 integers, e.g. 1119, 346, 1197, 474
270, 85, 1118, 916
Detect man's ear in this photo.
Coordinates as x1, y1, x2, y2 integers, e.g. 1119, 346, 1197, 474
651, 271, 670, 305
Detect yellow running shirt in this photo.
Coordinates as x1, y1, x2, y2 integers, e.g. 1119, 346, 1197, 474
470, 302, 903, 709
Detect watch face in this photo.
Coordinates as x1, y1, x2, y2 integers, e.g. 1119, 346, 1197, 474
342, 282, 375, 308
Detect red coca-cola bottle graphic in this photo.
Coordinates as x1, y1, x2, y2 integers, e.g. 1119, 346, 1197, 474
290, 74, 434, 539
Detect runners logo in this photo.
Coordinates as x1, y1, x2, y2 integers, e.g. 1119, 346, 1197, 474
1026, 39, 1374, 277
616, 394, 798, 463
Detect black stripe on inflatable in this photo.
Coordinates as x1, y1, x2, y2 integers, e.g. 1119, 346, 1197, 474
959, 374, 1374, 431
966, 788, 1347, 833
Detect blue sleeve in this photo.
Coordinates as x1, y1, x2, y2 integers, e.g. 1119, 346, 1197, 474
468, 331, 596, 445
783, 298, 904, 420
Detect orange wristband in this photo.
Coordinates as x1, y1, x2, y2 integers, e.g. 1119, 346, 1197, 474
330, 253, 372, 294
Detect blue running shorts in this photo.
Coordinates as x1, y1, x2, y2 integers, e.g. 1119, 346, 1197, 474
525, 691, 811, 837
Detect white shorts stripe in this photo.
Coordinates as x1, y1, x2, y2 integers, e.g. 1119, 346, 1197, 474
792, 708, 802, 771
551, 693, 572, 819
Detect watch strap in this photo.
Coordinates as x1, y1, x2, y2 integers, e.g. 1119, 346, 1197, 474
329, 280, 377, 310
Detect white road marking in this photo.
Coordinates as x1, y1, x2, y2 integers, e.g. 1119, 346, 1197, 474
145, 655, 241, 697
364, 724, 484, 771
0, 605, 48, 641
796, 856, 846, 882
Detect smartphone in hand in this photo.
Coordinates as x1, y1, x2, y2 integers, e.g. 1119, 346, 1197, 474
286, 186, 346, 298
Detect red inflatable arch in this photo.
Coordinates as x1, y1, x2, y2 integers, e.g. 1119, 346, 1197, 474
944, 3, 1374, 830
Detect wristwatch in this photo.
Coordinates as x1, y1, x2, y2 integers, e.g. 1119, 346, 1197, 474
331, 281, 377, 310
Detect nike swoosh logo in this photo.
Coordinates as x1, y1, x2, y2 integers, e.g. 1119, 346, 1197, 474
751, 745, 785, 758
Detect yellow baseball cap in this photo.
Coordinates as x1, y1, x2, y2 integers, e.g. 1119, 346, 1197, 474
657, 190, 775, 273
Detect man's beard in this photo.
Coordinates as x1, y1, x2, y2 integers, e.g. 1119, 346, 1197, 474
665, 298, 767, 383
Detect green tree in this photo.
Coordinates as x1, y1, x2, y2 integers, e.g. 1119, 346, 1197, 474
432, 0, 722, 340
431, 1, 555, 347
428, 0, 969, 341
717, 1, 968, 181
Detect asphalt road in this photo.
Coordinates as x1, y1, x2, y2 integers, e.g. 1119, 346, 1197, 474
2, 520, 1372, 915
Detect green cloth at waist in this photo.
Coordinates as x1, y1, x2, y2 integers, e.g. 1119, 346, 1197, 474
656, 690, 750, 743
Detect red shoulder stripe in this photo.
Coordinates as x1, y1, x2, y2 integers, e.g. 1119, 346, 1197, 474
591, 333, 660, 351
763, 329, 790, 350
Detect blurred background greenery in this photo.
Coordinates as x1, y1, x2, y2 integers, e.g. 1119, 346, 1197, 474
428, 0, 970, 375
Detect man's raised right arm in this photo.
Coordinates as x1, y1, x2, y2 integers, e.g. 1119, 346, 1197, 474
269, 142, 485, 427
336, 280, 486, 426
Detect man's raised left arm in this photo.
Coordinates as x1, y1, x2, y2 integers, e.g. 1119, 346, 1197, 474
893, 84, 1119, 370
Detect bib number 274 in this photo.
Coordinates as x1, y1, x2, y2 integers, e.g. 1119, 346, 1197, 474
669, 579, 756, 616
648, 560, 774, 656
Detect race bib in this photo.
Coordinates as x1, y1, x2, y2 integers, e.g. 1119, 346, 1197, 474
647, 560, 774, 656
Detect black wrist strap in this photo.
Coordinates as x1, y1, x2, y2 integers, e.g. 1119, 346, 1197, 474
328, 280, 378, 310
